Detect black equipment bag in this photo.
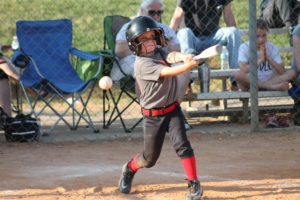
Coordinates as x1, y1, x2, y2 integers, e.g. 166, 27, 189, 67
0, 107, 40, 142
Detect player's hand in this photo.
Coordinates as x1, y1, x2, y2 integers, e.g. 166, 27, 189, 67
184, 54, 199, 68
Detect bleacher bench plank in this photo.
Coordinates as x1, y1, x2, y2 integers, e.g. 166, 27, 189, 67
185, 105, 293, 119
183, 91, 289, 101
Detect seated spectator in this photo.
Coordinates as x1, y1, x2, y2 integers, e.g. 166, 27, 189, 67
291, 24, 300, 125
0, 42, 20, 117
234, 19, 296, 91
259, 0, 300, 45
291, 24, 300, 83
169, 0, 242, 90
111, 0, 180, 81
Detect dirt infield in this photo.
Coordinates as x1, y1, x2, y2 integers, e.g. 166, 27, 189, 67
1, 128, 300, 200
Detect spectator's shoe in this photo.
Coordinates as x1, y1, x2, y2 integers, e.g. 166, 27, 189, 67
118, 162, 136, 194
186, 179, 203, 200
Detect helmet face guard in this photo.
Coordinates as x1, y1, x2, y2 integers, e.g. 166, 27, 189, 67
126, 16, 166, 56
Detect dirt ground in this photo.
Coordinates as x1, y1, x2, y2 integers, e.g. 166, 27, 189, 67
1, 127, 300, 200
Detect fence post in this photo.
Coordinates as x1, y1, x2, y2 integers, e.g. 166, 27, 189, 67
249, 0, 259, 131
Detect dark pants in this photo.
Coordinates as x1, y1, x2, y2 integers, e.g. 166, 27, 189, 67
136, 106, 194, 168
260, 0, 300, 28
0, 69, 8, 80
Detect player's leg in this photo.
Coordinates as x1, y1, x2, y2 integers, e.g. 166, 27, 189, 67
118, 115, 168, 194
168, 106, 203, 200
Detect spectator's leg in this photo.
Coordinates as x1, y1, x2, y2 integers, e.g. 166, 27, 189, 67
259, 76, 289, 91
261, 0, 284, 28
234, 71, 250, 91
291, 24, 300, 71
262, 70, 296, 86
177, 28, 200, 54
273, 0, 293, 27
0, 58, 20, 80
288, 0, 300, 26
209, 27, 242, 70
0, 79, 12, 117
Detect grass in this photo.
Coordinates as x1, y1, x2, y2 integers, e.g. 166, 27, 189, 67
0, 0, 290, 50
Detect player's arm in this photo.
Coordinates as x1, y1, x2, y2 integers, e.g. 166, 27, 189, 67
223, 3, 237, 27
169, 6, 184, 33
115, 40, 132, 58
160, 54, 199, 77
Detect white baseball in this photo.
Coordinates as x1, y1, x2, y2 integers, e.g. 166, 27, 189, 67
99, 76, 113, 90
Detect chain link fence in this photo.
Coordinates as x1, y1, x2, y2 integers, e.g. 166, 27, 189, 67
0, 0, 297, 134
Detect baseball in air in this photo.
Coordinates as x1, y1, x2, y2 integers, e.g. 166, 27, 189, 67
99, 76, 113, 90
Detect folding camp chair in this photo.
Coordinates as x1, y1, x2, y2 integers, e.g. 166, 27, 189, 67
101, 15, 143, 133
12, 19, 102, 135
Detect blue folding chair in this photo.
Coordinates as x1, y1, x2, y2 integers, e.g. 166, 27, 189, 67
12, 19, 102, 135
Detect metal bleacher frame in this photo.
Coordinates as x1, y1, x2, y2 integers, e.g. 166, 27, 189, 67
182, 28, 293, 123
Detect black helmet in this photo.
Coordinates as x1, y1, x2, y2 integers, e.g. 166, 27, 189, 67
126, 16, 166, 55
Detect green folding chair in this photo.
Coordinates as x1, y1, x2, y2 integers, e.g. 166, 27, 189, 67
101, 15, 143, 133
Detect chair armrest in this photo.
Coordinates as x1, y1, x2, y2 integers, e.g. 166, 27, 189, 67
70, 48, 100, 60
11, 50, 31, 69
71, 48, 104, 81
98, 49, 114, 58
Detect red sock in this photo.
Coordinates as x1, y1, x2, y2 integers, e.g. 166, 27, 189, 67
127, 153, 141, 172
181, 156, 197, 181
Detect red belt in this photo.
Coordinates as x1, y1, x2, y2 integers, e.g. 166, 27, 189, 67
0, 60, 7, 64
141, 100, 179, 116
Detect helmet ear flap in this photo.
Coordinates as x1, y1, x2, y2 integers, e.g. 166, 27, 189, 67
134, 39, 141, 56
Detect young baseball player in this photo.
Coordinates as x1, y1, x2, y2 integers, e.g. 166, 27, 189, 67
118, 16, 203, 200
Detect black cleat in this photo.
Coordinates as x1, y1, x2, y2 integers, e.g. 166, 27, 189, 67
118, 162, 136, 194
186, 179, 203, 200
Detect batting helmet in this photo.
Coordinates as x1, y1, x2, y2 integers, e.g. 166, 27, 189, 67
126, 16, 166, 56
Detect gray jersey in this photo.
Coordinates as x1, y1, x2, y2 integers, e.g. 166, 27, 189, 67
134, 48, 180, 109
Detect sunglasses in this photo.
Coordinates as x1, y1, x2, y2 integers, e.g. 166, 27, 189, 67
148, 10, 164, 17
